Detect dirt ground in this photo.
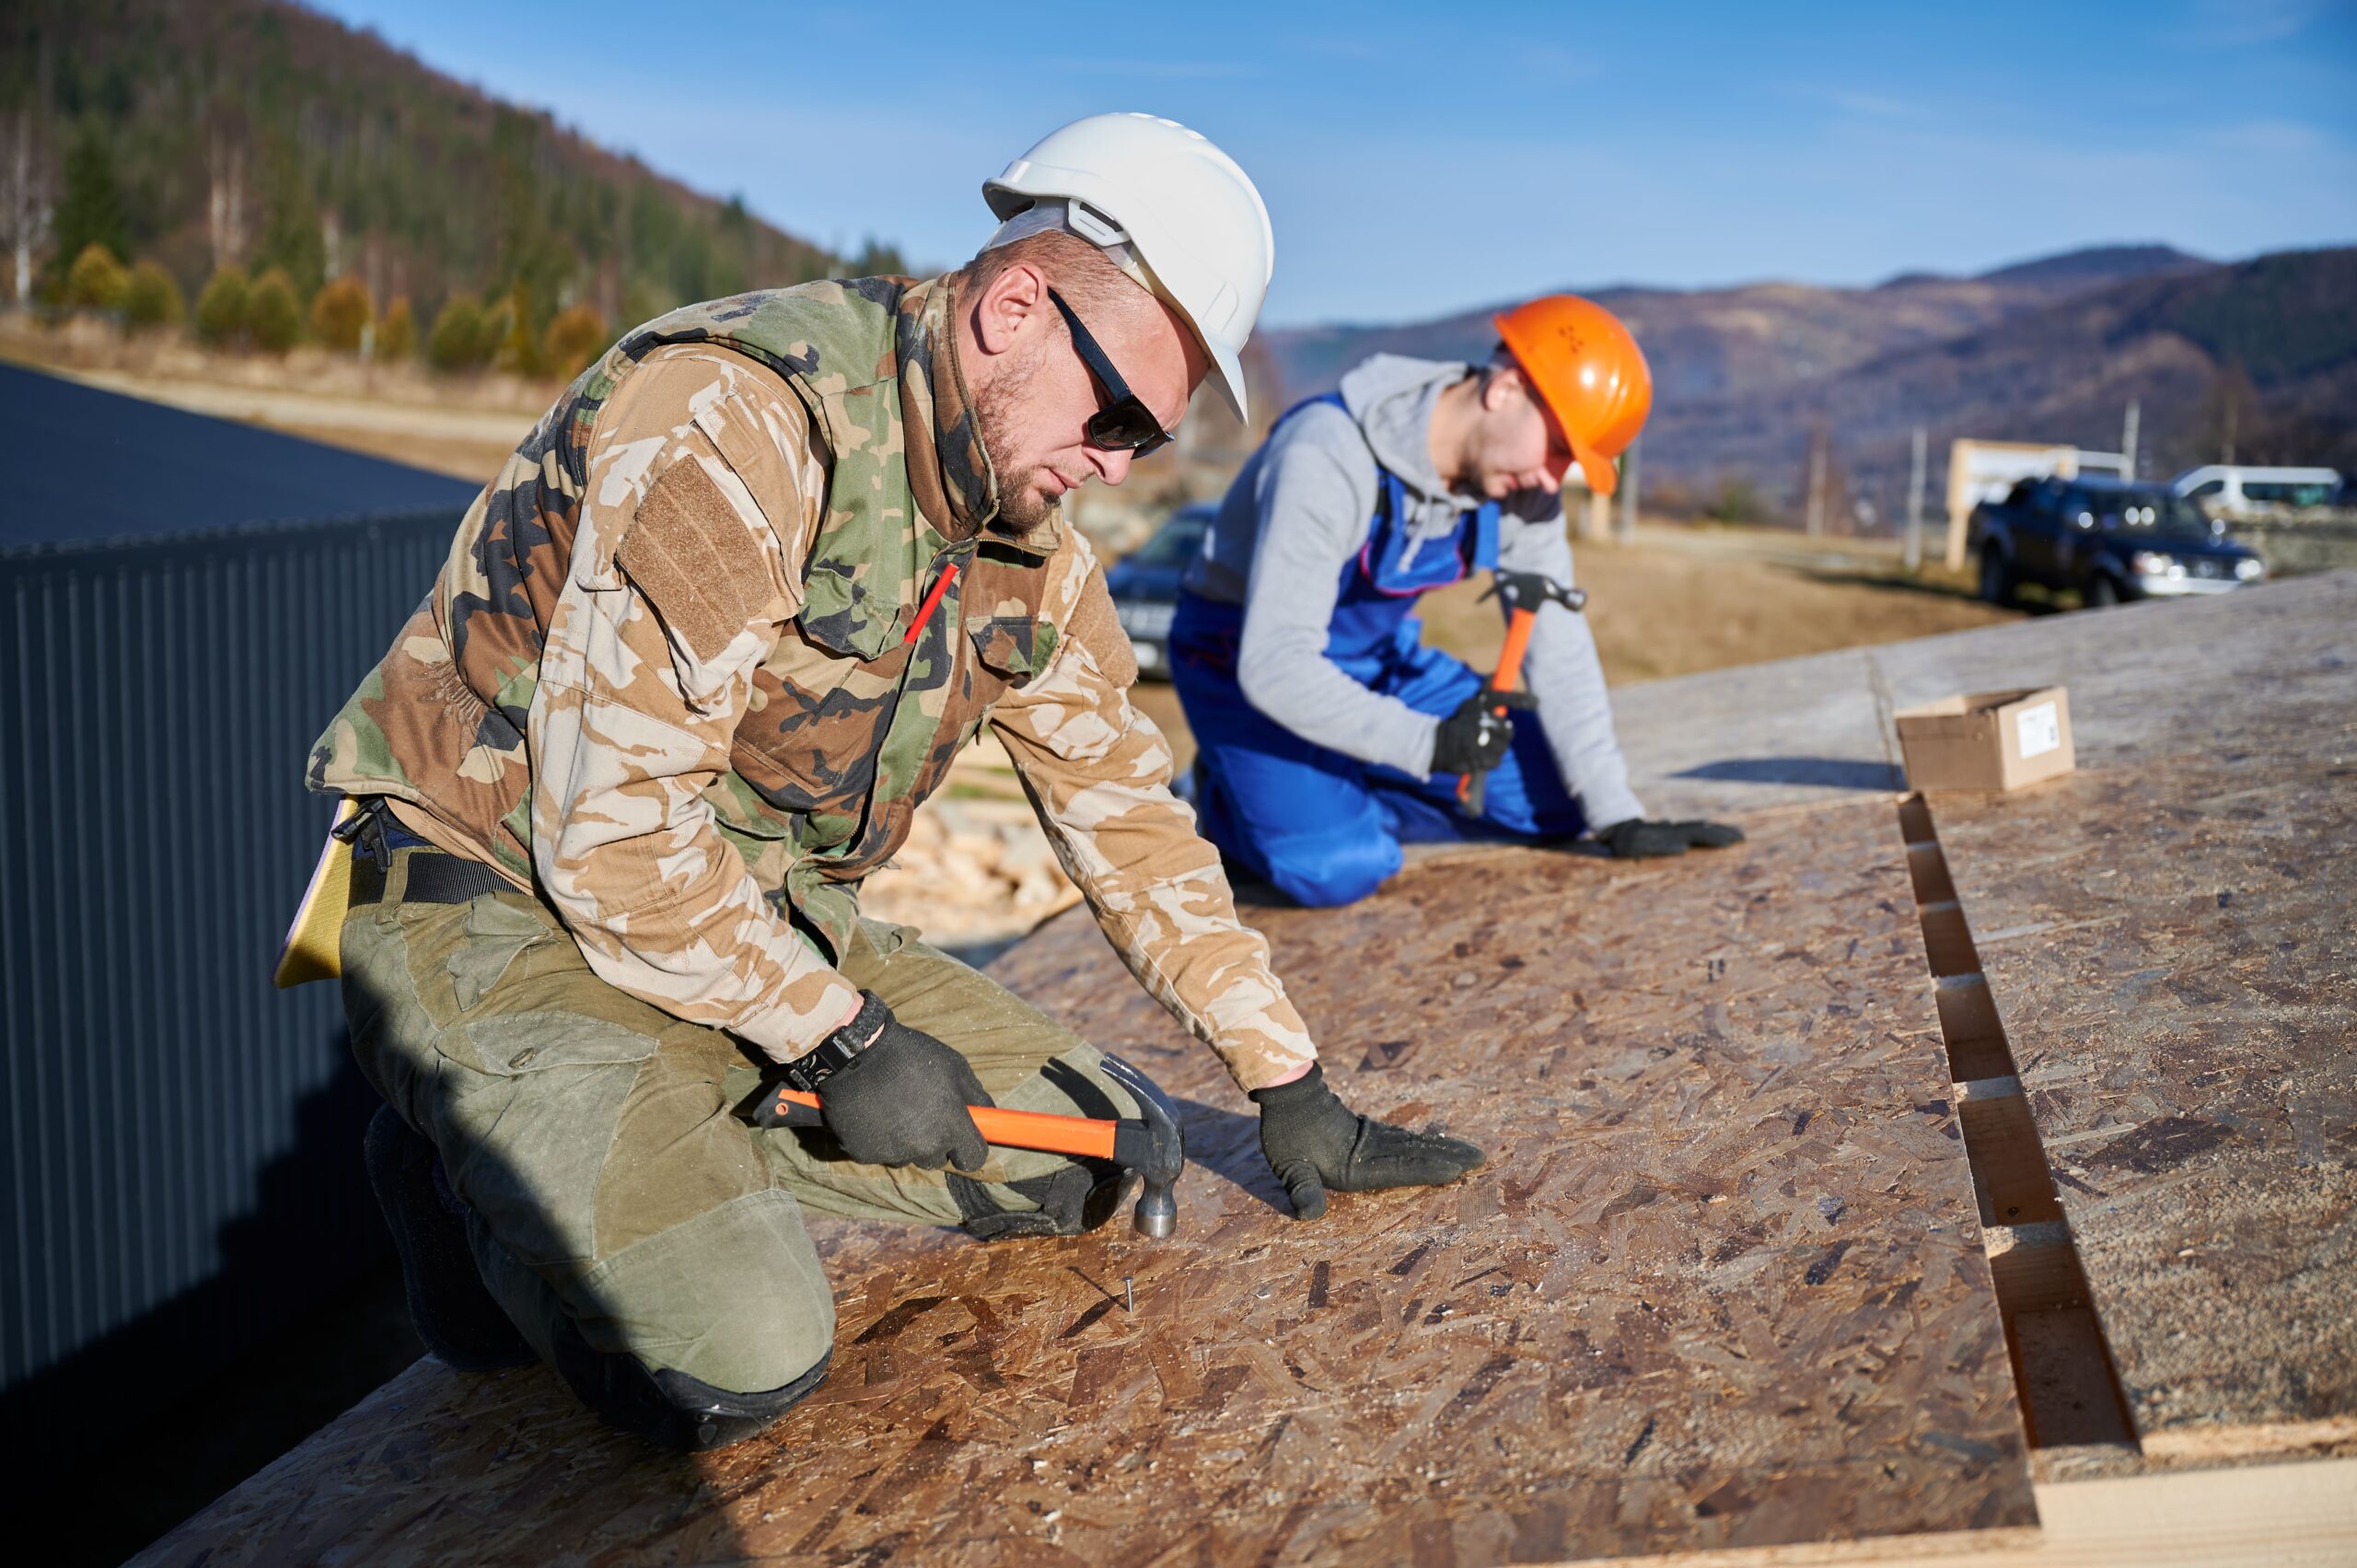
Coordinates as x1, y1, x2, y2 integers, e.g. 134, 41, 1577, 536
17, 330, 2017, 953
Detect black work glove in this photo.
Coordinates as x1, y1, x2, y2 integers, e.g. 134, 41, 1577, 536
812, 993, 993, 1171
1596, 818, 1747, 858
1430, 688, 1537, 777
1248, 1063, 1485, 1221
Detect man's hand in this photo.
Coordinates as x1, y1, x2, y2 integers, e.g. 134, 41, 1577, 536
1431, 688, 1537, 777
814, 996, 993, 1171
1248, 1063, 1484, 1220
1596, 818, 1746, 859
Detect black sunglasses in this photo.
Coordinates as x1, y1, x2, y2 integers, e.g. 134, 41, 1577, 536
1047, 287, 1174, 458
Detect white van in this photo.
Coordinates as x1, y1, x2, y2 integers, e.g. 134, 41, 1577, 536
2172, 466, 2343, 515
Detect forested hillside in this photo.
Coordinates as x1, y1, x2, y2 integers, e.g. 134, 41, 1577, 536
0, 0, 891, 360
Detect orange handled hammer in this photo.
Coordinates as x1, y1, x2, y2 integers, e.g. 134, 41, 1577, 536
744, 1052, 1185, 1237
1456, 570, 1588, 819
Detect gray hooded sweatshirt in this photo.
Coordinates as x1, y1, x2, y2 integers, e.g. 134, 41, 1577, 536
1183, 354, 1644, 832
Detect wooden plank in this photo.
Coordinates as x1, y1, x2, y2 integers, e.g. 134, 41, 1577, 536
1587, 1458, 2357, 1568
1931, 749, 2357, 1465
139, 799, 2034, 1564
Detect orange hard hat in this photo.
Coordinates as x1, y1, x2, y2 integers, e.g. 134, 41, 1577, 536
1492, 295, 1653, 496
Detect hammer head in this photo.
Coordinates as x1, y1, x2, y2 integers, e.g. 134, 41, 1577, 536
1487, 569, 1587, 615
1098, 1053, 1185, 1238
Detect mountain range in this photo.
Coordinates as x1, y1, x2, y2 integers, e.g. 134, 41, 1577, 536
9, 2, 2347, 518
1260, 245, 2357, 524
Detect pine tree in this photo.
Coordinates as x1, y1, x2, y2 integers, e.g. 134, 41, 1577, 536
251, 142, 325, 298
377, 296, 416, 360
309, 273, 372, 353
540, 303, 606, 379
49, 128, 129, 296
64, 242, 129, 310
123, 258, 183, 328
193, 265, 249, 345
427, 295, 486, 372
246, 265, 301, 353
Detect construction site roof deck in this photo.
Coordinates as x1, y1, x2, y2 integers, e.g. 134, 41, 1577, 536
140, 573, 2357, 1566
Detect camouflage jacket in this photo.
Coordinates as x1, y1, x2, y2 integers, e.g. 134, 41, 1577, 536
309, 276, 1317, 1086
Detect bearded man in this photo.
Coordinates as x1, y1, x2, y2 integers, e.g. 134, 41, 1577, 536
306, 114, 1481, 1451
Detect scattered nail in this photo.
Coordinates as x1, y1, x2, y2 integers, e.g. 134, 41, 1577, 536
1124, 1274, 1134, 1314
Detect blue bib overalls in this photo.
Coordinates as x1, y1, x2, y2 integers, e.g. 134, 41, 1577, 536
1169, 396, 1585, 907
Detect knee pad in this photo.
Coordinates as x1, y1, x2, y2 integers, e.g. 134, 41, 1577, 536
549, 1316, 830, 1451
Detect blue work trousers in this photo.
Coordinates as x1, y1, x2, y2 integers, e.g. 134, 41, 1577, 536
1170, 598, 1585, 908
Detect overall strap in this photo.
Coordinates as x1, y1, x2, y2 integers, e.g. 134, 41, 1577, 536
1469, 499, 1502, 573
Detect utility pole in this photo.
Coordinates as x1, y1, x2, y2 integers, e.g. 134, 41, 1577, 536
1584, 485, 1610, 542
2121, 400, 2141, 482
1617, 433, 1641, 546
1805, 424, 1828, 538
1904, 425, 1927, 574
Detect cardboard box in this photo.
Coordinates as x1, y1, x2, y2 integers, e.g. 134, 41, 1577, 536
1895, 687, 2074, 792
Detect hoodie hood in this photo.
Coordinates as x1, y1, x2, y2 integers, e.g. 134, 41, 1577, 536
1337, 354, 1472, 507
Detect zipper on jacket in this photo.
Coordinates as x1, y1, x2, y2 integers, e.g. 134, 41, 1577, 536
905, 561, 962, 645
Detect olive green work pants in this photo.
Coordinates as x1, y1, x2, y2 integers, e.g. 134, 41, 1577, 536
339, 846, 1137, 1400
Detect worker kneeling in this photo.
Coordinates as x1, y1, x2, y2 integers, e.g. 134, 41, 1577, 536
1172, 296, 1742, 907
301, 115, 1482, 1458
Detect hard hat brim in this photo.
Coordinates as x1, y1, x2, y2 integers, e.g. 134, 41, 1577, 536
1572, 436, 1618, 498
1202, 342, 1249, 424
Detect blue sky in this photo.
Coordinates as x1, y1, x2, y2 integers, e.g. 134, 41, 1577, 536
312, 0, 2357, 327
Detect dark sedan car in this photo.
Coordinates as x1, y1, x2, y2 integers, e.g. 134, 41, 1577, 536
1105, 504, 1213, 679
1972, 476, 2265, 609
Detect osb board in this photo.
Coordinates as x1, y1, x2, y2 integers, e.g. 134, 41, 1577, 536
143, 800, 2034, 1565
1610, 573, 2356, 823
1930, 738, 2357, 1459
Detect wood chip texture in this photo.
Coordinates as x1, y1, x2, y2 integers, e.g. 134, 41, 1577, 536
1929, 604, 2357, 1464
1608, 569, 2357, 1476
140, 800, 2033, 1565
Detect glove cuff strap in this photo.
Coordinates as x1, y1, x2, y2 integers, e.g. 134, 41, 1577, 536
784, 991, 890, 1091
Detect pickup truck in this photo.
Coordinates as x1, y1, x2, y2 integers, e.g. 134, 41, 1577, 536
1972, 476, 2265, 608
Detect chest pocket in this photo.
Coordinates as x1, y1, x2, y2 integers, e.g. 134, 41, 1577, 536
967, 614, 1058, 684
730, 629, 914, 816
1355, 473, 1502, 598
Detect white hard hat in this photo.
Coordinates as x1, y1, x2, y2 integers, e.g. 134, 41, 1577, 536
984, 112, 1274, 423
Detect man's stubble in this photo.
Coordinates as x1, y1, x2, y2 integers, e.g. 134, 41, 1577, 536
972, 339, 1061, 537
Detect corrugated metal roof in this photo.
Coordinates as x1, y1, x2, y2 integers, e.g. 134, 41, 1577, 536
0, 361, 480, 551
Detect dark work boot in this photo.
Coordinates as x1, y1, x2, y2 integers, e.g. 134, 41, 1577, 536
364, 1104, 536, 1371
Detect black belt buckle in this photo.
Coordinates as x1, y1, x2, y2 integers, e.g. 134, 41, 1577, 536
335, 797, 398, 874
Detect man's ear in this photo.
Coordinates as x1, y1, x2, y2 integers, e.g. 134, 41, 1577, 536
1481, 362, 1525, 413
972, 261, 1048, 357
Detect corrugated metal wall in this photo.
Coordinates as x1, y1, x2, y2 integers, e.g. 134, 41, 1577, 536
0, 510, 456, 1458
